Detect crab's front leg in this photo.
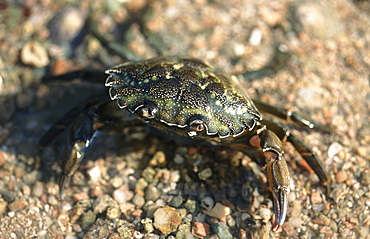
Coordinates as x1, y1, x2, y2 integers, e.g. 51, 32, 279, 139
257, 127, 291, 231
39, 96, 112, 197
58, 112, 98, 197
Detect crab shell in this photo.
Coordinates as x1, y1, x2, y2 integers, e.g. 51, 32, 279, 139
105, 56, 261, 140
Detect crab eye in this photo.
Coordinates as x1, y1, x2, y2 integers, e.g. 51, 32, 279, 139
187, 115, 207, 136
135, 101, 158, 122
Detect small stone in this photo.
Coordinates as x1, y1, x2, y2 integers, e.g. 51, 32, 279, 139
0, 151, 6, 167
113, 186, 133, 203
107, 206, 120, 219
32, 182, 44, 197
72, 191, 89, 202
145, 184, 161, 201
191, 222, 210, 238
141, 218, 155, 233
81, 210, 96, 230
135, 178, 148, 190
20, 41, 50, 68
90, 185, 104, 197
209, 221, 233, 239
328, 142, 343, 158
14, 164, 25, 178
119, 202, 136, 215
248, 27, 262, 46
335, 171, 347, 183
169, 195, 183, 208
312, 203, 325, 212
204, 202, 231, 219
131, 209, 143, 217
87, 165, 102, 183
8, 199, 27, 211
153, 206, 182, 235
0, 190, 15, 203
0, 200, 8, 214
201, 196, 215, 211
226, 214, 236, 227
142, 167, 156, 183
132, 194, 145, 208
94, 194, 114, 214
259, 207, 272, 221
291, 0, 344, 39
149, 151, 166, 166
198, 168, 212, 180
311, 191, 323, 204
355, 146, 367, 157
184, 199, 197, 213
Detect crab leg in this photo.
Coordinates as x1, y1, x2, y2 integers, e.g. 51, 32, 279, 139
261, 119, 329, 185
39, 96, 109, 196
253, 99, 332, 133
257, 128, 291, 231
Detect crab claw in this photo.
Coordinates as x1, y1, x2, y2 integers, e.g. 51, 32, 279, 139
266, 155, 290, 232
60, 141, 87, 198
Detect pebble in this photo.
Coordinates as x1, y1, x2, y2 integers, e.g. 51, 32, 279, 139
142, 167, 156, 183
20, 41, 50, 68
8, 199, 27, 211
145, 184, 161, 201
198, 168, 212, 180
107, 205, 120, 219
204, 203, 231, 219
32, 182, 44, 197
291, 0, 344, 39
258, 207, 272, 222
141, 218, 155, 233
361, 170, 370, 186
184, 199, 197, 213
191, 222, 210, 238
355, 146, 367, 157
312, 203, 325, 212
132, 194, 145, 208
201, 196, 215, 211
153, 206, 182, 235
113, 186, 133, 203
87, 165, 102, 183
149, 151, 166, 166
135, 178, 149, 190
0, 200, 8, 214
209, 220, 233, 239
0, 190, 15, 203
0, 151, 5, 167
93, 194, 114, 214
226, 214, 236, 227
311, 191, 323, 204
328, 142, 344, 158
72, 191, 89, 202
47, 6, 86, 57
81, 210, 96, 230
169, 195, 183, 208
335, 171, 348, 183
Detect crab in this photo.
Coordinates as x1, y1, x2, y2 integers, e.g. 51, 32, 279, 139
39, 56, 330, 232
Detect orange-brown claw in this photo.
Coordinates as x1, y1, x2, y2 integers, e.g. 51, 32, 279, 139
266, 156, 290, 232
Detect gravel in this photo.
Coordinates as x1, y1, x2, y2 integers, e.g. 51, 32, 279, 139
0, 0, 369, 238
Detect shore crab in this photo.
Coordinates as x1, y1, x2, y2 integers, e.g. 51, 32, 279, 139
39, 56, 330, 232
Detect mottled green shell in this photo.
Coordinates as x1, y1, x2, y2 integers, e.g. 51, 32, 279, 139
105, 56, 261, 138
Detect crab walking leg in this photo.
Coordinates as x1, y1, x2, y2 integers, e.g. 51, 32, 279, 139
287, 134, 329, 184
258, 128, 291, 231
253, 99, 332, 133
